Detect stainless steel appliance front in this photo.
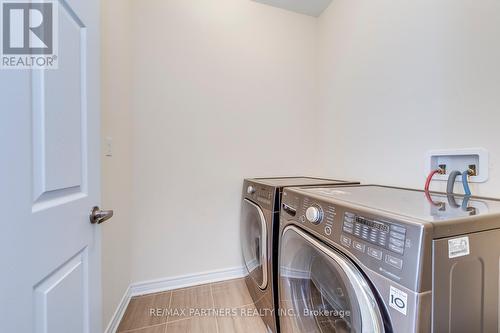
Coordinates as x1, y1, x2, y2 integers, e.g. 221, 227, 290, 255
279, 185, 500, 332
240, 177, 360, 333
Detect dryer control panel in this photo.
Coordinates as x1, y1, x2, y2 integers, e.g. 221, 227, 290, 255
280, 188, 427, 292
243, 180, 275, 211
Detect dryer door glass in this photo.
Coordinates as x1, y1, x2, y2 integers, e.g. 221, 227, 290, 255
241, 199, 268, 289
279, 226, 385, 333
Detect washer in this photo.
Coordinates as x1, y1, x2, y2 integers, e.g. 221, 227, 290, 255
240, 177, 359, 333
278, 185, 500, 332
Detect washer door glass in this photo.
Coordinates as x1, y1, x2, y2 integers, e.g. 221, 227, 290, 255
241, 199, 268, 289
279, 226, 385, 333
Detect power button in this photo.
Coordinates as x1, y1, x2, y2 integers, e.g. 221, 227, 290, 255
324, 226, 332, 236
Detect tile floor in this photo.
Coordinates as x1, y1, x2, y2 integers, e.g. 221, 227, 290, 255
117, 278, 268, 333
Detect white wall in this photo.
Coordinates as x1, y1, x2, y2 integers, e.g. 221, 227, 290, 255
101, 0, 133, 328
128, 0, 320, 282
318, 0, 500, 197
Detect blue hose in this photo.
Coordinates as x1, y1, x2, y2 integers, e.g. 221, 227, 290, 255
462, 171, 472, 196
461, 195, 471, 211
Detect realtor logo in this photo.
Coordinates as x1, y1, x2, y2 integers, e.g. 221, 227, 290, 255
1, 0, 58, 69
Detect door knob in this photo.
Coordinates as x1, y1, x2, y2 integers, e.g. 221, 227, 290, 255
90, 206, 114, 224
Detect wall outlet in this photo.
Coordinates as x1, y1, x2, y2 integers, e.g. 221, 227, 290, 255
427, 148, 488, 183
105, 137, 113, 157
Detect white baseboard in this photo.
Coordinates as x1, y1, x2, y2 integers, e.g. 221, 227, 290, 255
104, 285, 132, 333
129, 266, 246, 297
104, 266, 246, 333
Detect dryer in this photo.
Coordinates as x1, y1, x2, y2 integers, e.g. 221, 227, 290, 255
279, 185, 500, 333
240, 177, 359, 333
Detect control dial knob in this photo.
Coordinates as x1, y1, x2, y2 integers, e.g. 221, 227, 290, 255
247, 186, 256, 194
306, 205, 323, 224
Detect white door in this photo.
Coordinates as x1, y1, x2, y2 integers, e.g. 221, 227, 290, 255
0, 0, 103, 332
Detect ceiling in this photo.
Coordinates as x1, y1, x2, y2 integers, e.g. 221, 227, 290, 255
252, 0, 333, 17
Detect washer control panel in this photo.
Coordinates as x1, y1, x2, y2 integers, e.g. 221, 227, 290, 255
281, 188, 425, 292
343, 212, 406, 255
298, 196, 338, 235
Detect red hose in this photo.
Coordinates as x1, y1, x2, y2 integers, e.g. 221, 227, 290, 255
425, 169, 444, 207
425, 169, 441, 192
